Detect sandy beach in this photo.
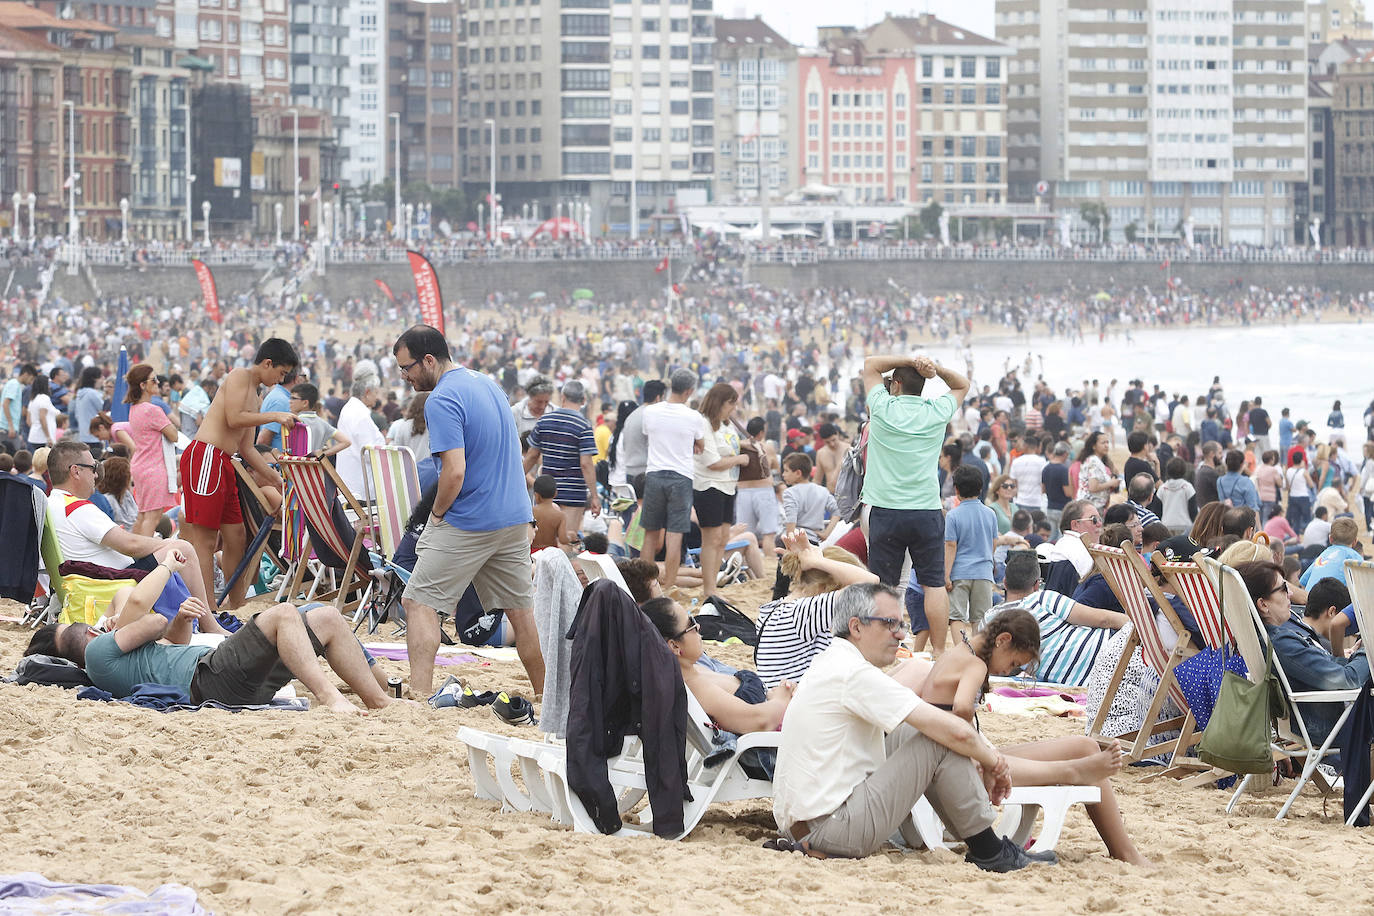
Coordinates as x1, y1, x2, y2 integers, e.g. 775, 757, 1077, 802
3, 566, 1374, 915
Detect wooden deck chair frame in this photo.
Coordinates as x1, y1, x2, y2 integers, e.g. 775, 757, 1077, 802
1086, 540, 1201, 769
1200, 556, 1357, 819
1340, 559, 1374, 825
216, 458, 287, 605
354, 445, 421, 633
277, 456, 372, 613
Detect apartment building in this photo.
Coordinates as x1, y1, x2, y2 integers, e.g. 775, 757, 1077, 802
1307, 0, 1372, 43
386, 0, 462, 190
252, 102, 337, 236
713, 16, 796, 203
797, 15, 1010, 206
1332, 54, 1374, 244
999, 0, 1306, 245
336, 0, 386, 185
459, 0, 715, 237
0, 23, 64, 239
125, 32, 189, 239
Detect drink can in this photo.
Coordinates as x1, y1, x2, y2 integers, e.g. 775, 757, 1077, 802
387, 677, 403, 698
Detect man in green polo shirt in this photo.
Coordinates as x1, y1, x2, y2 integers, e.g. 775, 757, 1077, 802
860, 354, 970, 657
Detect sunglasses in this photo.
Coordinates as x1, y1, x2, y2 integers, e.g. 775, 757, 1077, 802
672, 619, 700, 640
1268, 582, 1290, 598
857, 615, 909, 635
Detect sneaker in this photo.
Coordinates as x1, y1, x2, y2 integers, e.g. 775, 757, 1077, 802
491, 691, 538, 727
965, 836, 1058, 873
457, 685, 500, 708
428, 675, 464, 709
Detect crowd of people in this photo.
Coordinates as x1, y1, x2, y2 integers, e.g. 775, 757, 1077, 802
7, 262, 1374, 872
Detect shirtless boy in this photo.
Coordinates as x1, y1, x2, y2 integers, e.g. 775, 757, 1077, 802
178, 339, 299, 609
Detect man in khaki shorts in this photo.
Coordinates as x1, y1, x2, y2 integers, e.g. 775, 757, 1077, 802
393, 325, 544, 698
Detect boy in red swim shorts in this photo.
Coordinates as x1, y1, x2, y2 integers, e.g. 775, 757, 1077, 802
179, 338, 299, 609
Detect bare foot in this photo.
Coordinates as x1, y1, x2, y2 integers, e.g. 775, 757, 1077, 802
324, 697, 365, 715
1074, 742, 1124, 783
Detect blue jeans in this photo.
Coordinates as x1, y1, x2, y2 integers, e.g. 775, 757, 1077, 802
1286, 495, 1312, 537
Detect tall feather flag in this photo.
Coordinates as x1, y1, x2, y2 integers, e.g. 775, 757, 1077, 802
406, 249, 445, 335
374, 277, 397, 303
191, 259, 222, 324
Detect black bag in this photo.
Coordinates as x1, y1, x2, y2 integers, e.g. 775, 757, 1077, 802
5, 654, 94, 689
695, 595, 759, 646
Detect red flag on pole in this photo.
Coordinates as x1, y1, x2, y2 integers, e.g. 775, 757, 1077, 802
191, 259, 222, 324
1160, 258, 1170, 270
374, 277, 397, 303
654, 255, 669, 273
406, 249, 445, 335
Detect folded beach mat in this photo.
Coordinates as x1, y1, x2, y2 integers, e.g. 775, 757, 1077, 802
0, 871, 209, 914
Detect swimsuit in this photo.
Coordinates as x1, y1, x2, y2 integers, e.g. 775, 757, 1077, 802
179, 439, 242, 527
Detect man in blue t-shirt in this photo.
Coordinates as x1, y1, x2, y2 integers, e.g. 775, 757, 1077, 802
523, 378, 600, 537
393, 325, 543, 698
1040, 442, 1073, 536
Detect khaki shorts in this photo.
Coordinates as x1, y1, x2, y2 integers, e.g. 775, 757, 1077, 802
948, 578, 995, 624
403, 519, 534, 612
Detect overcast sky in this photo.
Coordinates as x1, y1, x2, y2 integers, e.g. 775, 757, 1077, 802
732, 0, 996, 48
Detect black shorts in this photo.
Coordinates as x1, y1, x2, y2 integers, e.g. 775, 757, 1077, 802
866, 506, 947, 589
693, 487, 736, 529
189, 613, 326, 706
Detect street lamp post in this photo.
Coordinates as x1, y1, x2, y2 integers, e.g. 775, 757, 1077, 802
25, 193, 35, 242
390, 112, 401, 241
63, 100, 78, 252
201, 199, 210, 246
477, 202, 484, 239
274, 201, 283, 245
9, 192, 18, 244
287, 107, 299, 242
183, 98, 194, 242
119, 197, 129, 245
484, 117, 496, 243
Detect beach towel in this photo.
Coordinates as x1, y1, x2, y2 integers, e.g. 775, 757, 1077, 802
0, 872, 209, 914
75, 683, 310, 713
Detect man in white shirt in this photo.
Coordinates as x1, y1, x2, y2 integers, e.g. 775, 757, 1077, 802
639, 368, 706, 589
772, 582, 1053, 871
1006, 434, 1047, 513
335, 375, 386, 497
46, 440, 225, 626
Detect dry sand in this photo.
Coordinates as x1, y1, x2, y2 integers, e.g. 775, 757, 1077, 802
3, 572, 1374, 915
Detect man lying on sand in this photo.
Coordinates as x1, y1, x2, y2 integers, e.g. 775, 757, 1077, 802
27, 554, 398, 714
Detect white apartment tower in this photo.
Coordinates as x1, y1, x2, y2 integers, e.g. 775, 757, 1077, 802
338, 0, 387, 186
999, 0, 1306, 244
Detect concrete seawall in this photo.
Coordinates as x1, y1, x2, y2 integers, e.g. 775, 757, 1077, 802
55, 256, 1374, 306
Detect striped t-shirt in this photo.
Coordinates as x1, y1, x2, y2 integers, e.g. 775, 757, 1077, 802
528, 407, 596, 505
987, 590, 1114, 687
753, 591, 840, 688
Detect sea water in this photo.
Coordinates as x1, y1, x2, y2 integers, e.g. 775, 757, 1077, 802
913, 320, 1371, 437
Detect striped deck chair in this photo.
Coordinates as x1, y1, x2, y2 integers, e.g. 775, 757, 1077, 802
1340, 559, 1374, 824
278, 456, 371, 613
354, 445, 421, 633
216, 459, 287, 605
1086, 540, 1202, 768
274, 422, 313, 600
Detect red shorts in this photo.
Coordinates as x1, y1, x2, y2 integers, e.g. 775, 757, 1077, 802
179, 439, 242, 527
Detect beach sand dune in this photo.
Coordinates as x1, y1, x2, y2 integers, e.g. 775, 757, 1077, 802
3, 591, 1374, 914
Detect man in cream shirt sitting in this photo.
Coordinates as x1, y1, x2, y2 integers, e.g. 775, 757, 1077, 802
771, 582, 1056, 871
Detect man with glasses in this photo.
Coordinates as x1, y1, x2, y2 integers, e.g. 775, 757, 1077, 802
45, 440, 226, 627
986, 550, 1125, 688
1043, 499, 1104, 597
392, 325, 545, 700
772, 582, 1055, 871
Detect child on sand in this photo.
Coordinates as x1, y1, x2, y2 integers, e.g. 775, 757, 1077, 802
915, 608, 1150, 866
530, 475, 566, 552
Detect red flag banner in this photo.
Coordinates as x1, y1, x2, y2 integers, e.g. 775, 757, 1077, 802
191, 259, 222, 324
406, 249, 445, 335
374, 277, 397, 303
654, 255, 669, 273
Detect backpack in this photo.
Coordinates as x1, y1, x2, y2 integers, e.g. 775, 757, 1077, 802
695, 595, 758, 646
5, 654, 94, 689
832, 423, 870, 524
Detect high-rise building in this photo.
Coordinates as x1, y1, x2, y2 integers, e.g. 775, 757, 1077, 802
0, 22, 64, 239
459, 0, 715, 237
713, 16, 795, 203
797, 15, 1010, 206
337, 0, 386, 186
998, 0, 1306, 245
386, 0, 462, 191
125, 33, 192, 240
155, 0, 290, 95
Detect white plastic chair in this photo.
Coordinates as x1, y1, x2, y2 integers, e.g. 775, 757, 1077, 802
1340, 559, 1374, 825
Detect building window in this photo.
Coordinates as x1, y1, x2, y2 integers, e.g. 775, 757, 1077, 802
985, 57, 1000, 78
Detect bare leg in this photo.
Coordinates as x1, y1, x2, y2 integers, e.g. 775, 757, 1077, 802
1001, 735, 1149, 866
662, 530, 684, 589
179, 522, 219, 614
248, 603, 373, 713
640, 527, 664, 566
911, 630, 931, 652
728, 526, 765, 577
301, 604, 392, 709
400, 596, 441, 698
698, 524, 726, 599
561, 505, 586, 540
133, 510, 161, 538
923, 584, 950, 657
503, 606, 545, 696
218, 521, 251, 609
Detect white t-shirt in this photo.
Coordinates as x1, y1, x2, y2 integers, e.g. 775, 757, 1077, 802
1302, 517, 1331, 548
772, 638, 921, 833
1007, 453, 1047, 508
27, 393, 57, 444
48, 487, 130, 570
336, 397, 386, 497
641, 401, 707, 479
1285, 465, 1312, 499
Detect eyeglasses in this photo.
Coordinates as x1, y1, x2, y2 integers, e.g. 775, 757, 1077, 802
1077, 515, 1103, 526
398, 357, 422, 376
672, 619, 700, 640
1000, 482, 1017, 490
857, 615, 909, 635
1268, 582, 1290, 598
72, 462, 100, 472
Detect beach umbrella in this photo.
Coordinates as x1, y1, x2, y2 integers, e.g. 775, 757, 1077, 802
111, 346, 130, 423
572, 288, 594, 300
1093, 291, 1113, 301
529, 291, 547, 300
